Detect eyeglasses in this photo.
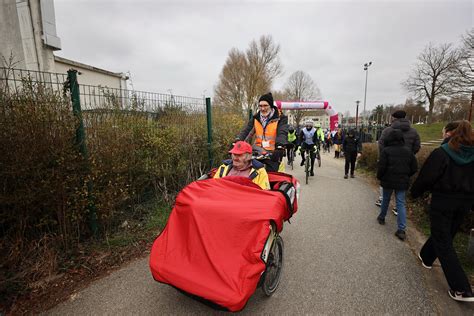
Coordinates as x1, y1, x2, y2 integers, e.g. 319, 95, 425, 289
258, 103, 270, 108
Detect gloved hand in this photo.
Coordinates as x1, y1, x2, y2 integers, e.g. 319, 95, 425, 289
272, 146, 286, 160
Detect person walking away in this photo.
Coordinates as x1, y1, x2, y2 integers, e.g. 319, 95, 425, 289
214, 141, 270, 190
410, 120, 474, 302
375, 110, 421, 215
342, 129, 362, 178
332, 128, 344, 158
299, 121, 318, 176
325, 129, 332, 153
286, 125, 299, 164
376, 129, 418, 241
236, 92, 288, 172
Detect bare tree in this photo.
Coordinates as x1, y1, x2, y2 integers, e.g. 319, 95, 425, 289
452, 29, 474, 96
402, 98, 428, 123
213, 35, 282, 117
283, 70, 322, 128
213, 48, 247, 114
437, 95, 471, 121
403, 43, 462, 124
454, 29, 474, 121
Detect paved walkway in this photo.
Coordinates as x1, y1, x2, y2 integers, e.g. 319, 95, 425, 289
46, 151, 473, 315
421, 138, 444, 147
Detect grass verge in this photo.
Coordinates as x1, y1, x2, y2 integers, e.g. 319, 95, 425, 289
412, 122, 444, 142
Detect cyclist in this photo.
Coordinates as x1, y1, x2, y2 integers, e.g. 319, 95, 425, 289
236, 92, 288, 172
286, 125, 299, 165
314, 122, 325, 150
299, 120, 322, 176
214, 141, 270, 190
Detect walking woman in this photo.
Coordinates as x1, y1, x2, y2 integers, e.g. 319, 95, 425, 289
411, 120, 474, 302
332, 128, 344, 158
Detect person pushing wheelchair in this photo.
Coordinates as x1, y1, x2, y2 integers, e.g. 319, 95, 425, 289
236, 92, 288, 172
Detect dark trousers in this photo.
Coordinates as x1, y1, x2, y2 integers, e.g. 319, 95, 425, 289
419, 196, 472, 293
286, 142, 297, 160
301, 143, 315, 172
325, 140, 331, 153
344, 151, 357, 175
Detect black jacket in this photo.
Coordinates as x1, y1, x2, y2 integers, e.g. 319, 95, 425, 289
411, 143, 474, 202
343, 134, 362, 153
378, 118, 421, 155
377, 130, 418, 190
237, 108, 288, 147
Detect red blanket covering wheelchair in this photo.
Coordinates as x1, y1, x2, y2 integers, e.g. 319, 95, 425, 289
149, 172, 299, 311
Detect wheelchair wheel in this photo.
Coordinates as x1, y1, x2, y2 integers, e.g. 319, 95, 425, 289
262, 235, 284, 296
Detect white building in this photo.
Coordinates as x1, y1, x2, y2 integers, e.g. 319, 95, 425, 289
286, 110, 328, 129
0, 0, 127, 89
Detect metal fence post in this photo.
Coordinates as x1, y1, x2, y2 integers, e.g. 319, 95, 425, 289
67, 69, 98, 237
205, 97, 213, 168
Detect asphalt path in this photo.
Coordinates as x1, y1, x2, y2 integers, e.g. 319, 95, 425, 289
47, 151, 474, 315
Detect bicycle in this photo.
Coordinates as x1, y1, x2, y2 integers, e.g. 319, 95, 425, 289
315, 143, 322, 168
302, 147, 313, 185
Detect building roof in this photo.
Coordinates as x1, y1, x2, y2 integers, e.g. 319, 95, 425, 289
54, 55, 128, 79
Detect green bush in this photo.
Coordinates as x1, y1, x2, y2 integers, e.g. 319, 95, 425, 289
0, 80, 89, 301
358, 143, 378, 171
0, 78, 243, 306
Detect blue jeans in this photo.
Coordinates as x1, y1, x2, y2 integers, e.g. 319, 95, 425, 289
379, 188, 406, 231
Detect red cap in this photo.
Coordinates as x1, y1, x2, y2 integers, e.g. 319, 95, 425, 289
229, 141, 252, 155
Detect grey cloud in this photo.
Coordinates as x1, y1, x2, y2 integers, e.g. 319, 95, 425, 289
54, 0, 472, 115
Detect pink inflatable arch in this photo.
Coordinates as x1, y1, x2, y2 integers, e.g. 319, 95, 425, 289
275, 100, 339, 131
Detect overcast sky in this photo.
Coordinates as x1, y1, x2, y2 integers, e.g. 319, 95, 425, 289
54, 0, 472, 115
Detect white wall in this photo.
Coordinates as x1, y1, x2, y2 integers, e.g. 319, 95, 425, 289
0, 0, 56, 71
55, 60, 125, 89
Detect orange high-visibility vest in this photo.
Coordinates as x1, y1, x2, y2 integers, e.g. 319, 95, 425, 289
254, 119, 278, 151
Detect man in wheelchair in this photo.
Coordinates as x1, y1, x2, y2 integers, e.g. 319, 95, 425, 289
213, 141, 270, 190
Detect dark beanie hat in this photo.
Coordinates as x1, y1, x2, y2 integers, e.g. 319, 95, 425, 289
392, 110, 406, 119
258, 92, 274, 108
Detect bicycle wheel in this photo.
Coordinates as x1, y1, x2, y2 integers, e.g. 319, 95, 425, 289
262, 236, 284, 296
305, 153, 310, 185
289, 148, 294, 170
317, 152, 321, 167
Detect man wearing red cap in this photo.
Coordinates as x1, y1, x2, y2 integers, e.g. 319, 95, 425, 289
213, 141, 270, 190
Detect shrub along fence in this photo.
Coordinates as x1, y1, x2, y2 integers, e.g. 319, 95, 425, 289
0, 67, 244, 303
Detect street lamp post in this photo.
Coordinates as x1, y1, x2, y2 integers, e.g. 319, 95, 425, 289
363, 61, 372, 128
355, 100, 360, 129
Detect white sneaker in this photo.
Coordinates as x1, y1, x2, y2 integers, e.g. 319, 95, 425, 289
391, 208, 398, 216
418, 253, 432, 269
375, 198, 382, 207
448, 289, 474, 302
